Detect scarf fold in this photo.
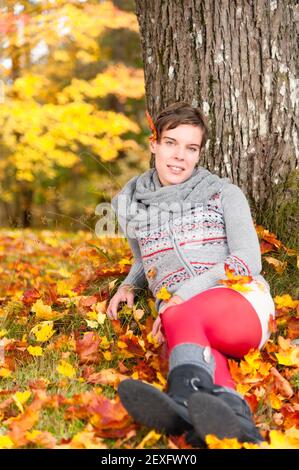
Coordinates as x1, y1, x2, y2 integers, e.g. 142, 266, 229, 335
111, 166, 231, 237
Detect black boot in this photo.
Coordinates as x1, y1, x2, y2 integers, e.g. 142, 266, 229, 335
118, 364, 214, 435
188, 387, 264, 444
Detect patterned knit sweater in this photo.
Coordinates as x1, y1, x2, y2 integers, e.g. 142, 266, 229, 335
116, 182, 270, 313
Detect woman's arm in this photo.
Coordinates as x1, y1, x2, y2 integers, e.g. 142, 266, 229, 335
174, 184, 262, 301
118, 235, 148, 290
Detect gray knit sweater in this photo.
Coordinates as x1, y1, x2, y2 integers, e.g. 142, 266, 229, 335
113, 172, 270, 313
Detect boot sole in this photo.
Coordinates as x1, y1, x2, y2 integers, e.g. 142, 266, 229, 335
118, 379, 191, 435
188, 392, 241, 441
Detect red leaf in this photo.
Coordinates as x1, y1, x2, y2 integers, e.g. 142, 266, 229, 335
75, 331, 101, 364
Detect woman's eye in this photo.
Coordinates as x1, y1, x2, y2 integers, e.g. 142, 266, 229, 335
166, 141, 173, 145
190, 148, 197, 152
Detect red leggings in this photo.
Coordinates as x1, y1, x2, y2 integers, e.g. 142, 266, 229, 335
160, 287, 263, 389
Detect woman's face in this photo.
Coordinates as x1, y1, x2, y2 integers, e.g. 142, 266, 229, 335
150, 124, 203, 186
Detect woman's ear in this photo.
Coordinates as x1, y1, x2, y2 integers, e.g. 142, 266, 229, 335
149, 140, 157, 154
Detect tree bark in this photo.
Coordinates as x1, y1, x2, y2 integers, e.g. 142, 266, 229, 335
134, 0, 298, 215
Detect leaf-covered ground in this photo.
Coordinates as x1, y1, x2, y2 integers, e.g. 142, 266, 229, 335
0, 227, 298, 449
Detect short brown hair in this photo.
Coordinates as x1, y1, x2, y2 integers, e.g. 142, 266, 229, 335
149, 101, 209, 168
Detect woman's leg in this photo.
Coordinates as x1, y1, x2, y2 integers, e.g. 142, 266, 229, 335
161, 286, 264, 388
160, 286, 268, 442
212, 348, 236, 389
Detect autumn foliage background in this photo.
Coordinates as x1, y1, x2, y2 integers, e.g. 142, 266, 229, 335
0, 0, 298, 449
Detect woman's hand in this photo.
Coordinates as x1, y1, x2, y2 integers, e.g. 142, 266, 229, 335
159, 295, 184, 314
106, 285, 135, 320
150, 295, 184, 345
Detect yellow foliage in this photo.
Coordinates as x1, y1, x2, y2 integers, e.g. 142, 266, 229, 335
156, 287, 172, 301
30, 321, 56, 342
57, 359, 76, 378
137, 430, 162, 449
0, 435, 14, 449
27, 345, 43, 357
12, 390, 31, 413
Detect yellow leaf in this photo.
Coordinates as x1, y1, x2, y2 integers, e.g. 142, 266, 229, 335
265, 429, 299, 449
274, 294, 299, 310
119, 258, 132, 267
57, 359, 76, 378
86, 320, 98, 329
275, 348, 299, 366
0, 367, 12, 378
156, 372, 167, 388
269, 392, 283, 410
137, 430, 162, 449
26, 429, 42, 440
264, 256, 287, 274
30, 321, 56, 342
87, 311, 98, 321
99, 336, 111, 350
0, 435, 14, 449
133, 308, 145, 321
31, 299, 54, 320
102, 351, 112, 361
206, 434, 243, 449
27, 345, 43, 356
147, 298, 158, 319
156, 287, 171, 301
97, 312, 106, 325
229, 283, 253, 293
13, 390, 31, 413
0, 329, 8, 338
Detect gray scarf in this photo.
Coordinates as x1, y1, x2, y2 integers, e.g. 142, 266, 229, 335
111, 166, 231, 237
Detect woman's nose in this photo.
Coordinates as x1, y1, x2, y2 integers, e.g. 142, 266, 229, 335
174, 147, 185, 159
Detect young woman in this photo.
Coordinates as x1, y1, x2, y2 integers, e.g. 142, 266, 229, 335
107, 102, 275, 445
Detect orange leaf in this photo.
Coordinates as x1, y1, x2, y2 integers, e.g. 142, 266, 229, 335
270, 367, 294, 399
269, 314, 278, 333
264, 256, 287, 274
75, 331, 101, 364
288, 318, 299, 340
85, 368, 128, 387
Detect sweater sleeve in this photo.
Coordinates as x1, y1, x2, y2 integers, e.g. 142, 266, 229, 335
119, 235, 148, 290
174, 184, 262, 301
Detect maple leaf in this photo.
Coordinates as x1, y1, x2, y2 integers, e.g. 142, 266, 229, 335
62, 428, 107, 449
206, 434, 244, 449
22, 288, 41, 306
75, 331, 101, 364
57, 359, 76, 378
218, 264, 253, 291
275, 348, 299, 366
0, 367, 12, 378
27, 345, 43, 356
264, 429, 299, 449
274, 294, 299, 310
31, 299, 61, 320
5, 408, 40, 447
264, 256, 287, 274
137, 430, 161, 449
268, 314, 278, 333
156, 286, 171, 301
25, 429, 57, 449
288, 317, 299, 340
0, 435, 14, 449
12, 391, 31, 413
270, 367, 294, 398
255, 225, 283, 250
30, 321, 56, 342
85, 368, 128, 387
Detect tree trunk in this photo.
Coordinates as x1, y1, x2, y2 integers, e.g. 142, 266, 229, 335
134, 0, 298, 217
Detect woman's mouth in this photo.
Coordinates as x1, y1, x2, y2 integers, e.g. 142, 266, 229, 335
167, 165, 184, 174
